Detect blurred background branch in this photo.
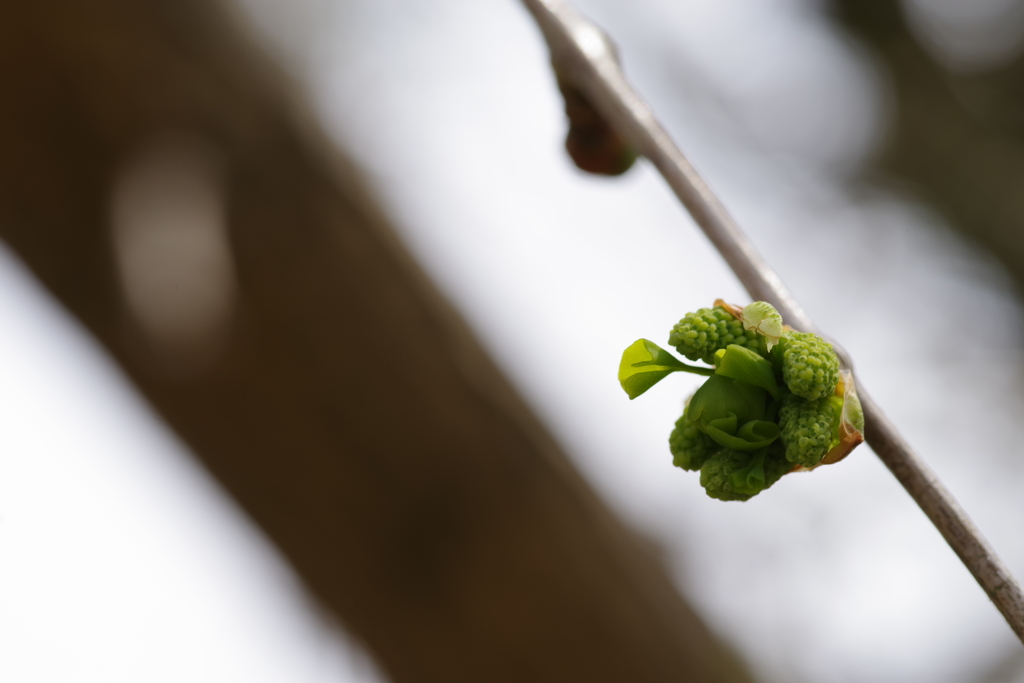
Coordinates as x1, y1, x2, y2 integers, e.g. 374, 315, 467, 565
832, 0, 1024, 293
0, 1, 758, 681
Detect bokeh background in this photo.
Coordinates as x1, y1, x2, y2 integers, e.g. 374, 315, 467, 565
3, 0, 1024, 681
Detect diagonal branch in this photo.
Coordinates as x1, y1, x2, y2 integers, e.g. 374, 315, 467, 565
520, 0, 1024, 643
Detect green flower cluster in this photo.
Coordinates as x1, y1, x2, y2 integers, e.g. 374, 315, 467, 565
699, 443, 792, 502
777, 332, 840, 401
620, 301, 860, 502
668, 307, 761, 364
669, 409, 718, 471
778, 394, 840, 467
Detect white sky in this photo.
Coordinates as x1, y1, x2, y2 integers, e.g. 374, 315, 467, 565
3, 1, 1024, 682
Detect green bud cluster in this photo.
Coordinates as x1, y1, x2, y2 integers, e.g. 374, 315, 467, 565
776, 331, 840, 401
669, 410, 718, 471
699, 445, 791, 502
619, 300, 863, 502
778, 394, 838, 467
668, 307, 761, 364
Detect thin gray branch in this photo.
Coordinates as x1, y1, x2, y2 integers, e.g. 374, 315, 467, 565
520, 0, 1024, 644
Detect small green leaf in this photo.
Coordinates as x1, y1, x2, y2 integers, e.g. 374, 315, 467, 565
737, 420, 780, 443
687, 374, 767, 427
728, 448, 770, 495
827, 395, 845, 451
706, 413, 738, 436
844, 392, 865, 434
732, 380, 768, 422
706, 419, 780, 452
714, 344, 780, 397
741, 301, 784, 351
618, 339, 713, 399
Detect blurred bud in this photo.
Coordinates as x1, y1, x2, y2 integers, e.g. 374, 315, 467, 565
557, 78, 637, 176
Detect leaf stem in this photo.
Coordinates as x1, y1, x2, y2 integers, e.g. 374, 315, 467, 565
633, 359, 714, 376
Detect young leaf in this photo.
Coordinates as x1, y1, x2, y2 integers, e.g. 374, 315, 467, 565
618, 339, 712, 400
728, 448, 770, 496
705, 419, 780, 452
714, 344, 780, 397
827, 395, 846, 451
816, 372, 865, 468
705, 413, 738, 437
732, 380, 768, 422
687, 374, 767, 427
740, 301, 784, 351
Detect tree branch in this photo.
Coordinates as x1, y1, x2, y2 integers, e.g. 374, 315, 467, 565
520, 0, 1024, 643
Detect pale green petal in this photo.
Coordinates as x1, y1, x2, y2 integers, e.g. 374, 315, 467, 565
741, 301, 784, 351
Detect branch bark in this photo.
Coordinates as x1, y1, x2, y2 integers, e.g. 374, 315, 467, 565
0, 2, 754, 681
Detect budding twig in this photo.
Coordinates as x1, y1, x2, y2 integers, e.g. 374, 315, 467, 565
519, 0, 1024, 643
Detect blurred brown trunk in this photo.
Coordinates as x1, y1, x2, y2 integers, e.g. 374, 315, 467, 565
0, 2, 753, 682
831, 0, 1024, 289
